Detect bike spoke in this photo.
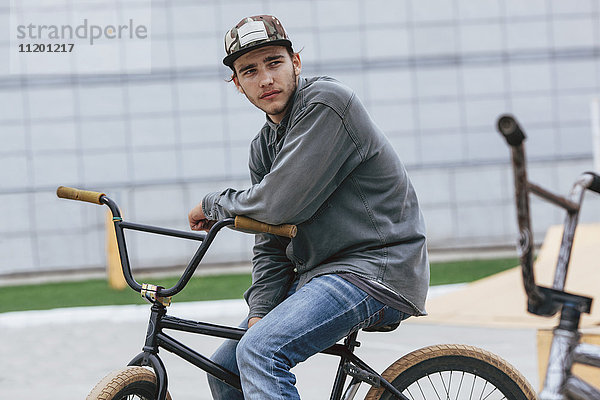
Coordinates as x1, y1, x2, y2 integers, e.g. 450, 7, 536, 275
427, 374, 443, 400
123, 395, 144, 400
438, 371, 450, 400
469, 374, 476, 400
455, 371, 465, 400
416, 379, 426, 399
481, 387, 500, 400
479, 380, 488, 400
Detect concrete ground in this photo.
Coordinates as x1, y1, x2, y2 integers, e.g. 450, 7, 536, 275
5, 224, 598, 398
0, 286, 539, 399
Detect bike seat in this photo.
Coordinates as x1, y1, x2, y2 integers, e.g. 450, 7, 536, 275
363, 321, 400, 332
528, 285, 593, 317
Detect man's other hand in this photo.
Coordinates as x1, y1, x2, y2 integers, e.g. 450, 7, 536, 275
188, 203, 216, 231
248, 317, 262, 328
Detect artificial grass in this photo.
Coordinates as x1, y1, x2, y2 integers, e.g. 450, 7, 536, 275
0, 273, 252, 313
0, 258, 518, 313
429, 257, 519, 286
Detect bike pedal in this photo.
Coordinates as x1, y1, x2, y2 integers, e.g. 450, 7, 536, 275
343, 363, 380, 387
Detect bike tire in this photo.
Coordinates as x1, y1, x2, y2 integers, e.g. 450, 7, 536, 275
364, 344, 537, 400
86, 366, 173, 400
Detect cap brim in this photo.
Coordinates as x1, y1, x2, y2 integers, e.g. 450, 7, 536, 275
223, 39, 293, 68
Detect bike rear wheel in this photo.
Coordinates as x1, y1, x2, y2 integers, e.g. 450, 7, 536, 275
86, 366, 173, 400
364, 344, 536, 400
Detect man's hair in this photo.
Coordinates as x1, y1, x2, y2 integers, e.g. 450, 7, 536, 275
226, 46, 297, 83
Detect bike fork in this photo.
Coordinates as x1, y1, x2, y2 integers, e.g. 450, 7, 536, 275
128, 303, 170, 400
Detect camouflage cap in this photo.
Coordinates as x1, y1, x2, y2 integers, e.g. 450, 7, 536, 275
223, 15, 292, 68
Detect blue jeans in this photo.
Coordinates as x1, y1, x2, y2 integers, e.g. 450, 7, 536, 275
207, 273, 408, 400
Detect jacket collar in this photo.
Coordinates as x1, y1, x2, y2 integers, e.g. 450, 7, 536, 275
265, 76, 307, 146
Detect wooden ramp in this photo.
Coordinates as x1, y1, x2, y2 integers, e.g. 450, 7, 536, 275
410, 224, 600, 329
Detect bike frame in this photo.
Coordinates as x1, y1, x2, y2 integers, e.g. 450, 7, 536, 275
498, 115, 600, 400
99, 196, 408, 400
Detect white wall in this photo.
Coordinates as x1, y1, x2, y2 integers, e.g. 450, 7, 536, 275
1, 0, 599, 276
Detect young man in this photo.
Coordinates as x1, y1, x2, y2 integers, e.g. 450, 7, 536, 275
188, 15, 429, 400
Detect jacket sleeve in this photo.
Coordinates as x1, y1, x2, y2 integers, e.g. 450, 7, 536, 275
243, 157, 295, 320
201, 99, 365, 225
245, 232, 294, 319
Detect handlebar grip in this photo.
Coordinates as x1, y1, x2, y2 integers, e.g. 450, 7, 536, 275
497, 114, 526, 146
585, 171, 600, 194
234, 216, 297, 238
56, 186, 105, 205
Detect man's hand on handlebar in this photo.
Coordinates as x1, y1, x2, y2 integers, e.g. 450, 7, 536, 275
188, 203, 216, 232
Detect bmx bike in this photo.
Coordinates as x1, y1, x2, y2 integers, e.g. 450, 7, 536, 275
57, 186, 535, 400
497, 115, 600, 400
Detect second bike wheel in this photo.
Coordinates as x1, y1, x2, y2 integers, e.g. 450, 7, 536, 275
364, 344, 536, 400
86, 366, 173, 400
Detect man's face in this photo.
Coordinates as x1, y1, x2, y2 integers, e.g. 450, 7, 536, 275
233, 45, 301, 124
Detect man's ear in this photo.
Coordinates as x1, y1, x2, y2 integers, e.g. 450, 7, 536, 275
292, 53, 302, 77
232, 75, 244, 94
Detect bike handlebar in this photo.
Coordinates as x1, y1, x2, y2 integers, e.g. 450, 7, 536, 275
57, 186, 105, 205
234, 216, 297, 238
56, 186, 298, 299
496, 114, 600, 316
497, 114, 526, 146
56, 186, 297, 238
585, 171, 600, 194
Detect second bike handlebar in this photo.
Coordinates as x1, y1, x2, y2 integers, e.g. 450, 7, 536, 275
56, 186, 297, 299
587, 171, 600, 194
496, 114, 600, 315
497, 115, 526, 147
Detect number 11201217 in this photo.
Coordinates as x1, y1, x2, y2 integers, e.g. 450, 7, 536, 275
18, 43, 74, 52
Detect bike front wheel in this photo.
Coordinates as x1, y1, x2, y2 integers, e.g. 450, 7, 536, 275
364, 344, 536, 400
86, 366, 173, 400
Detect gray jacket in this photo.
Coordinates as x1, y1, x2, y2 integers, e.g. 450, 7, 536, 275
203, 76, 429, 319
